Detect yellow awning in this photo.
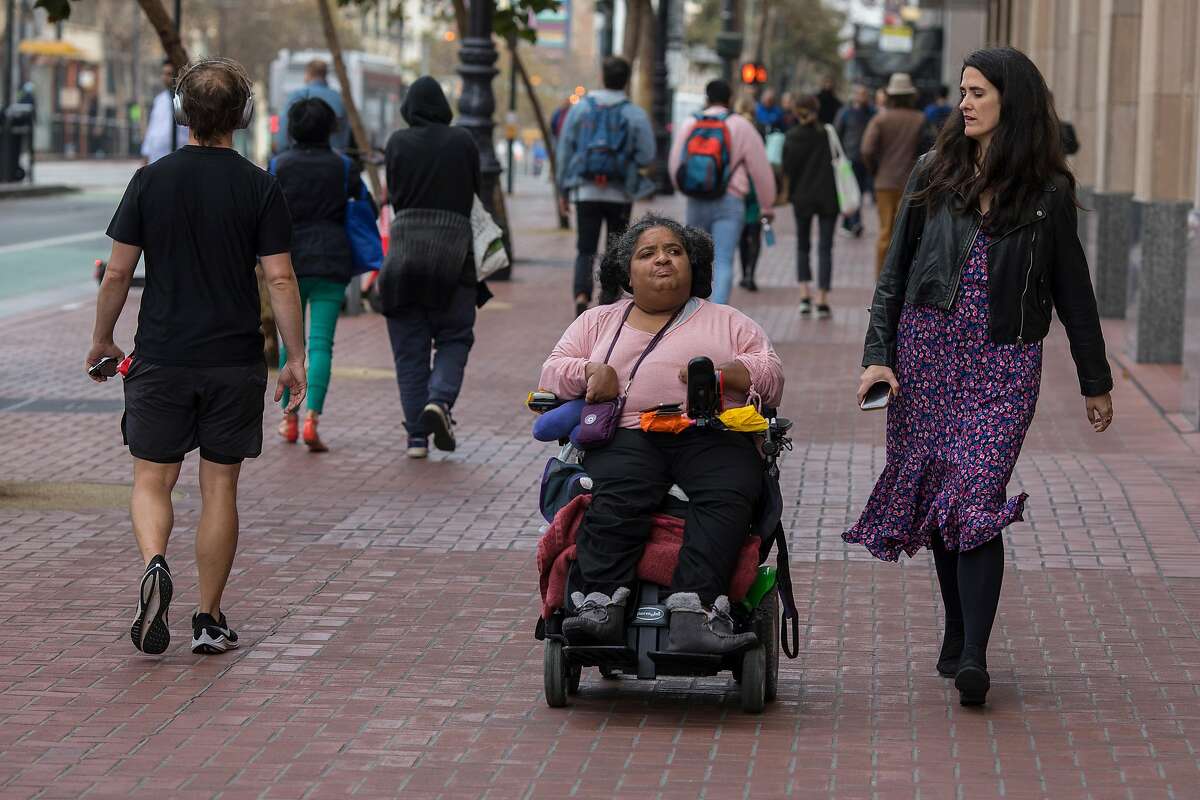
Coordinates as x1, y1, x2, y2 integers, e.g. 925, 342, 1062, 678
18, 40, 90, 59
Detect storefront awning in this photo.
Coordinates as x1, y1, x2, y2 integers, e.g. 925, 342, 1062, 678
18, 40, 90, 60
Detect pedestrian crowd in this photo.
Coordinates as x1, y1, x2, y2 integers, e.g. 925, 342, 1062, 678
86, 47, 1114, 710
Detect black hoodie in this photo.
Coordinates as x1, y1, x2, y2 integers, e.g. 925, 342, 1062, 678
385, 76, 480, 216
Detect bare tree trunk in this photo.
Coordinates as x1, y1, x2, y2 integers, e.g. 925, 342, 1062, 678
136, 0, 188, 68
451, 0, 468, 39
622, 0, 642, 63
633, 0, 655, 114
315, 0, 384, 200
512, 46, 569, 229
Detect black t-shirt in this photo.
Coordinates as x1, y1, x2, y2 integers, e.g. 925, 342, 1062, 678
107, 145, 293, 366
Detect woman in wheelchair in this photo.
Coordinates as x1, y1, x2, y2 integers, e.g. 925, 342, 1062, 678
538, 214, 784, 655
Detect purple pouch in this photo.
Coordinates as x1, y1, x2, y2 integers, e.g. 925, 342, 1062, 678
574, 397, 625, 450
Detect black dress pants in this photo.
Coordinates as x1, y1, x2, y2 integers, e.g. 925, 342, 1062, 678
572, 427, 763, 605
573, 201, 633, 302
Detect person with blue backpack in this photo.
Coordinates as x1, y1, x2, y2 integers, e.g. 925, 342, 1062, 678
669, 79, 776, 305
269, 97, 381, 453
557, 57, 656, 317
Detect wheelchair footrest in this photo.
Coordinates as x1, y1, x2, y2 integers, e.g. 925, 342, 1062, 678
646, 650, 725, 676
563, 645, 636, 668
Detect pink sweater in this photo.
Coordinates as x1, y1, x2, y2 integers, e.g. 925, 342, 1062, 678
539, 299, 785, 429
668, 107, 777, 208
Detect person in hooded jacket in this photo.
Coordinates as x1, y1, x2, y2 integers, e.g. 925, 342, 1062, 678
271, 98, 373, 452
382, 76, 486, 459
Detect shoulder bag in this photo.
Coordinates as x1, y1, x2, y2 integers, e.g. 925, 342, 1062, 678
824, 124, 862, 216
575, 302, 684, 450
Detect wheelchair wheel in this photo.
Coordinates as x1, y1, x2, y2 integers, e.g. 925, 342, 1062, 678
754, 591, 780, 702
740, 646, 766, 714
544, 640, 569, 708
567, 663, 582, 695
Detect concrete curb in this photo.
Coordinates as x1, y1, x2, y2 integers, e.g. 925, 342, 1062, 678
0, 184, 81, 201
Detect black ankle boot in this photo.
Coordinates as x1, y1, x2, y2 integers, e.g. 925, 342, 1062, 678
936, 622, 964, 677
954, 644, 990, 707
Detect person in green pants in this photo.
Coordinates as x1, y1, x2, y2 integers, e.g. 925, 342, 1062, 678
270, 98, 374, 451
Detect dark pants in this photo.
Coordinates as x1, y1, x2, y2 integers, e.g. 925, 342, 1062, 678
573, 427, 763, 604
738, 220, 762, 282
385, 284, 476, 438
573, 201, 632, 301
932, 533, 1004, 655
794, 208, 837, 291
842, 159, 871, 231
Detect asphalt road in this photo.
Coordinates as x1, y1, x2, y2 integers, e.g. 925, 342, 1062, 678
0, 185, 127, 318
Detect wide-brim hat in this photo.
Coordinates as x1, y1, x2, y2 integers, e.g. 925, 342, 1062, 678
885, 73, 917, 96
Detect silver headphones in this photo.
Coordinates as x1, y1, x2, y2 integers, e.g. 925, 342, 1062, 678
172, 58, 255, 129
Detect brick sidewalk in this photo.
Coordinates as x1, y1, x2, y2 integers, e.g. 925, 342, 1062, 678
1, 183, 1199, 799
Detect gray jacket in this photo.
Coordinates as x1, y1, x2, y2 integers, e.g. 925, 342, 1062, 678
556, 89, 656, 203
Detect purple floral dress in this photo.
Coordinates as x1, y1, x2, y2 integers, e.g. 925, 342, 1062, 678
843, 232, 1043, 561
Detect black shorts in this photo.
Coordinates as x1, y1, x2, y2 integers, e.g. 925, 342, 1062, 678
122, 359, 268, 465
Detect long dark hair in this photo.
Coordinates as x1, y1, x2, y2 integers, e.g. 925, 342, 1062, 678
911, 47, 1076, 231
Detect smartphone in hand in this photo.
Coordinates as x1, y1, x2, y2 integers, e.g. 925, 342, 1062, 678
859, 380, 892, 411
88, 356, 121, 379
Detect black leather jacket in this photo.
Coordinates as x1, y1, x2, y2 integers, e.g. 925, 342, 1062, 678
863, 154, 1114, 397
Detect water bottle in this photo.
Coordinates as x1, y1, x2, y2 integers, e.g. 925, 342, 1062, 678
762, 217, 776, 247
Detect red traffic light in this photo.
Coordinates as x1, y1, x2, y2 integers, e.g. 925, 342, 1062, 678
755, 65, 768, 84
741, 63, 757, 85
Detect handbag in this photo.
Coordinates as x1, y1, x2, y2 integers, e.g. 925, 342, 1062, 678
765, 131, 786, 166
824, 124, 862, 216
341, 156, 384, 276
471, 195, 509, 281
575, 302, 684, 450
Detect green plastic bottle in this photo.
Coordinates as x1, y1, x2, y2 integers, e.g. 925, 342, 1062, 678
741, 565, 777, 611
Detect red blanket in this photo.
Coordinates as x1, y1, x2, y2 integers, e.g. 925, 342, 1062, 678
536, 494, 761, 620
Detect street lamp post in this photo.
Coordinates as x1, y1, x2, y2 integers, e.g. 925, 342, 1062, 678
457, 0, 510, 277
715, 0, 741, 84
596, 0, 614, 58
649, 0, 673, 196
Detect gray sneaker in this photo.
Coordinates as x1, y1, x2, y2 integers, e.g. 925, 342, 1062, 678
562, 587, 629, 645
665, 592, 758, 654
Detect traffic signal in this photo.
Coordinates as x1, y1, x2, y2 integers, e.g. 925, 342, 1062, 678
740, 62, 768, 85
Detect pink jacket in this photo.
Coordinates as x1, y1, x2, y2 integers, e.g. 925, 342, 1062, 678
538, 299, 785, 430
669, 106, 777, 208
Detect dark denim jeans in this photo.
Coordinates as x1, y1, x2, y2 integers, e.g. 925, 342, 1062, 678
385, 284, 476, 438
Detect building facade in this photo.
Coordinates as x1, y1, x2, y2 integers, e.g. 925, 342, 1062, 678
985, 0, 1200, 429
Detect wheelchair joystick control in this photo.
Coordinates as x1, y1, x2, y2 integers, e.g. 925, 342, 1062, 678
686, 356, 719, 426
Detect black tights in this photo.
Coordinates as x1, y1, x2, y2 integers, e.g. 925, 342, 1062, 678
931, 533, 1004, 655
738, 221, 762, 282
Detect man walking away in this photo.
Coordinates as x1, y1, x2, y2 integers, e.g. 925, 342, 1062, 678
382, 76, 486, 459
924, 84, 954, 131
833, 83, 876, 237
816, 76, 843, 126
276, 59, 350, 153
862, 72, 926, 278
140, 59, 188, 165
557, 57, 655, 316
669, 79, 776, 305
87, 58, 307, 656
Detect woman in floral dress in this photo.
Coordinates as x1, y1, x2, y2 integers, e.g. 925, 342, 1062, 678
844, 48, 1115, 707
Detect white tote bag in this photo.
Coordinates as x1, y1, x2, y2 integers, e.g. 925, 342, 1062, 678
824, 124, 862, 216
471, 194, 509, 281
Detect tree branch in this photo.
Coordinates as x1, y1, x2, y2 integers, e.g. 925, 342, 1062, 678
512, 43, 569, 228
315, 0, 383, 200
136, 0, 189, 68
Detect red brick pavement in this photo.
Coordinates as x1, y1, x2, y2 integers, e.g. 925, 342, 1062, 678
1, 184, 1199, 798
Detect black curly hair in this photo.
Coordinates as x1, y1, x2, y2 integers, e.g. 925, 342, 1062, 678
597, 213, 715, 300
